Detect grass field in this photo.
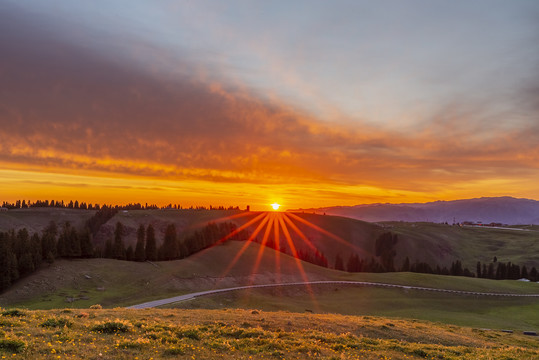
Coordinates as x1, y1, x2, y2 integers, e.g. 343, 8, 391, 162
2, 241, 539, 333
386, 221, 539, 269
2, 208, 538, 271
0, 208, 95, 235
1, 307, 538, 359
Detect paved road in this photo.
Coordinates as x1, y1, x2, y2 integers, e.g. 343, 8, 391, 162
127, 280, 539, 309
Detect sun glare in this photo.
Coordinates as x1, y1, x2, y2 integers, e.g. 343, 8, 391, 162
271, 203, 280, 211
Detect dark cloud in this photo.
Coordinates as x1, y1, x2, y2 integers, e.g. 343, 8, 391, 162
1, 3, 539, 196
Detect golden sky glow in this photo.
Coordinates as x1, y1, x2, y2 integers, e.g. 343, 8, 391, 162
1, 2, 539, 209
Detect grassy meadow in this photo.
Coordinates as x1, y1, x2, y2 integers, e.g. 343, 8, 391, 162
1, 241, 539, 332
1, 307, 539, 359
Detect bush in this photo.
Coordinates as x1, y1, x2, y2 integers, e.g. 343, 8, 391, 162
0, 339, 26, 353
163, 346, 185, 356
91, 321, 130, 333
176, 328, 201, 340
1, 309, 25, 317
90, 304, 103, 310
40, 318, 72, 328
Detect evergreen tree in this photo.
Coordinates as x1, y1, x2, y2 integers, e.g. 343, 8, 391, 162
56, 222, 72, 258
134, 224, 146, 262
104, 239, 113, 258
9, 253, 19, 282
487, 263, 495, 279
68, 227, 81, 257
450, 260, 463, 276
113, 222, 126, 260
0, 233, 12, 291
161, 224, 178, 260
18, 253, 34, 276
482, 264, 488, 278
334, 254, 345, 271
476, 261, 482, 278
41, 221, 58, 260
30, 233, 42, 270
401, 256, 411, 272
79, 228, 94, 258
521, 265, 528, 280
346, 254, 362, 272
145, 224, 157, 261
530, 267, 538, 282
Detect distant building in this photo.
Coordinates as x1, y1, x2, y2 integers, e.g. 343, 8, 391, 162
0, 207, 8, 212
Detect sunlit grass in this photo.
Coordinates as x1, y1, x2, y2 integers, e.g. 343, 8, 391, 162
0, 307, 538, 359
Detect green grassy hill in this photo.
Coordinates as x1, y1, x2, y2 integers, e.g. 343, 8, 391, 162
2, 241, 539, 331
386, 221, 539, 269
2, 307, 539, 359
0, 208, 95, 234
2, 208, 538, 271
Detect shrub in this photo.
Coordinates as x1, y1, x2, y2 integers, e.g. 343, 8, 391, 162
40, 318, 72, 328
90, 304, 103, 310
91, 321, 130, 333
163, 346, 185, 356
0, 339, 26, 353
176, 328, 201, 340
1, 309, 25, 317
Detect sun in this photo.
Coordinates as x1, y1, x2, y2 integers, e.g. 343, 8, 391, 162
271, 203, 280, 211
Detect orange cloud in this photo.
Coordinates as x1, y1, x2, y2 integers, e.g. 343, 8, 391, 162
1, 4, 539, 208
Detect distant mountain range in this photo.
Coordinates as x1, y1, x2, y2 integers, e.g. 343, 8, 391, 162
290, 197, 539, 225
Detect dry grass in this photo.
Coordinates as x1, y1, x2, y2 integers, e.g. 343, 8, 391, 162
0, 307, 538, 359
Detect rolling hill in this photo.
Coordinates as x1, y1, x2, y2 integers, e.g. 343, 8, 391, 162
2, 240, 539, 331
292, 196, 539, 224
2, 207, 539, 272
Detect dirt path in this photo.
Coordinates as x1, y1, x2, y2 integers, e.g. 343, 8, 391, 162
127, 280, 539, 309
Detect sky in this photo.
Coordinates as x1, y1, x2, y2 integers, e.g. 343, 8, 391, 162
1, 0, 539, 210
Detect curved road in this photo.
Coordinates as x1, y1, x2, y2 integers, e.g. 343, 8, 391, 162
127, 280, 539, 309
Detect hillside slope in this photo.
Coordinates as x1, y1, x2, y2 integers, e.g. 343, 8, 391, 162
295, 197, 539, 224
3, 308, 539, 359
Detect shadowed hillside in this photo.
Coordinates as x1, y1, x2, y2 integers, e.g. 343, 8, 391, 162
294, 197, 539, 224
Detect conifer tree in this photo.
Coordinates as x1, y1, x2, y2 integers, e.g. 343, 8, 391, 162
79, 228, 94, 258
134, 224, 146, 262
113, 222, 126, 260
145, 224, 157, 261
104, 239, 113, 258
161, 224, 178, 260
334, 254, 345, 271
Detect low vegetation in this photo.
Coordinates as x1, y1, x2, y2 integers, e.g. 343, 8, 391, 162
0, 307, 538, 359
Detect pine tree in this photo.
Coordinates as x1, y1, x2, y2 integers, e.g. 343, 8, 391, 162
334, 254, 345, 271
161, 224, 178, 260
145, 224, 157, 261
30, 233, 42, 270
530, 267, 538, 282
401, 256, 411, 272
68, 227, 81, 257
79, 228, 94, 258
41, 221, 58, 260
476, 261, 482, 278
521, 265, 528, 280
134, 224, 146, 262
0, 233, 12, 291
104, 239, 113, 258
113, 222, 126, 260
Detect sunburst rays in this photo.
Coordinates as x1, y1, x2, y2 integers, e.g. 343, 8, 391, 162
195, 210, 363, 310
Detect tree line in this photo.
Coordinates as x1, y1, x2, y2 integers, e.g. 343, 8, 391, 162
2, 218, 538, 294
1, 199, 244, 211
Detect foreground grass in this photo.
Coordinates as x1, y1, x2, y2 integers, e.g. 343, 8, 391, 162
1, 308, 538, 360
167, 284, 539, 331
